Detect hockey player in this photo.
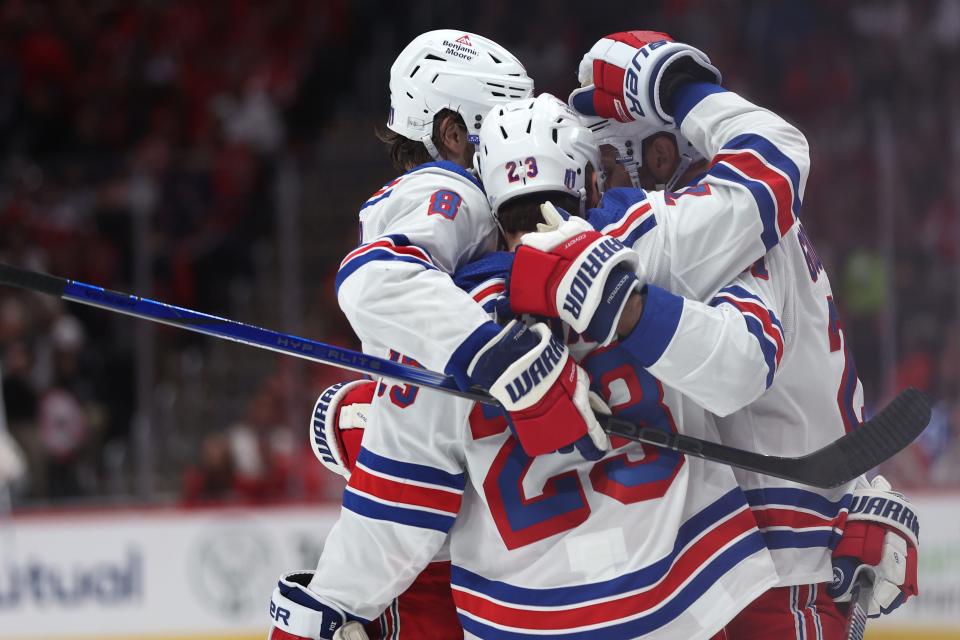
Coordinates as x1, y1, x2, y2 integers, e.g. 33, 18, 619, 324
268, 28, 621, 640
268, 27, 916, 636
549, 30, 920, 637
306, 379, 462, 639
267, 27, 813, 640
273, 94, 781, 640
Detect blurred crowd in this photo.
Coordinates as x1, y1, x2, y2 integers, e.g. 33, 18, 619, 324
1, 0, 959, 506
0, 0, 357, 505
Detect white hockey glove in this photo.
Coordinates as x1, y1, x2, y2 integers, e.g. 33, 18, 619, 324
569, 30, 720, 126
509, 202, 642, 346
268, 571, 369, 640
310, 380, 375, 478
467, 319, 609, 460
828, 475, 919, 617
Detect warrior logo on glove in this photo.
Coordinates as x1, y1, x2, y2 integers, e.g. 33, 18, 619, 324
504, 334, 566, 403
561, 235, 630, 321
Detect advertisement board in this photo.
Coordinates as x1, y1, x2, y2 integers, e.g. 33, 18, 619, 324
0, 504, 340, 640
1, 493, 958, 639
867, 493, 960, 639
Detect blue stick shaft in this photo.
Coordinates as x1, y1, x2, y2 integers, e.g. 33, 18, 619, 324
0, 262, 494, 404
2, 261, 926, 489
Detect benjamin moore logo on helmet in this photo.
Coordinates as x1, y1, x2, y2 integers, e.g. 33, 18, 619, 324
442, 35, 477, 60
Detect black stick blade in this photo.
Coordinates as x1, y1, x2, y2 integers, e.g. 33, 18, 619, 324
818, 387, 931, 485
602, 388, 931, 489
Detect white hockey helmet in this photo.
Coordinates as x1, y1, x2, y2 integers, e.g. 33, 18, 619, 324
583, 115, 704, 192
474, 93, 600, 217
388, 30, 534, 159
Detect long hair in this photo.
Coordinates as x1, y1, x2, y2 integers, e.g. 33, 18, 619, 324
376, 108, 466, 173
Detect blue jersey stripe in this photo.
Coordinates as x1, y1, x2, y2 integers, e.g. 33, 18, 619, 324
762, 529, 841, 551
620, 214, 658, 247
710, 295, 779, 388
343, 489, 456, 532
708, 163, 779, 250
744, 488, 851, 519
360, 189, 394, 211
742, 314, 777, 388
334, 250, 436, 294
356, 447, 465, 490
450, 488, 747, 606
456, 532, 766, 639
722, 133, 802, 216
717, 285, 781, 326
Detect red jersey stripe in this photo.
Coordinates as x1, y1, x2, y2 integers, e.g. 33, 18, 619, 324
452, 508, 757, 630
714, 294, 785, 365
606, 202, 652, 239
350, 465, 462, 514
713, 151, 795, 237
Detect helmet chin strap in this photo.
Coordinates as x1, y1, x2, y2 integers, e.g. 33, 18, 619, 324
421, 134, 442, 161
622, 159, 642, 190
611, 141, 643, 190
664, 155, 693, 192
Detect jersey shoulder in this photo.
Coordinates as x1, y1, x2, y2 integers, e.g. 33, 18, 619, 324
588, 187, 657, 247
361, 161, 488, 217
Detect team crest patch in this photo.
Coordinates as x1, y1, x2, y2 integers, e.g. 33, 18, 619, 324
832, 566, 844, 589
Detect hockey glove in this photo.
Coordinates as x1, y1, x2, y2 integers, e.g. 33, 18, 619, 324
828, 475, 919, 617
310, 380, 375, 479
510, 202, 641, 346
467, 319, 609, 459
569, 30, 720, 126
268, 571, 369, 640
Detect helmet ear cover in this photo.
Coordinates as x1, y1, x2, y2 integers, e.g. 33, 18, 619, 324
583, 116, 702, 192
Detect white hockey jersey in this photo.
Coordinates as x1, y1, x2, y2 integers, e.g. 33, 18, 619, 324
312, 319, 777, 639
336, 160, 501, 376
589, 86, 862, 587
320, 86, 837, 635
323, 144, 788, 636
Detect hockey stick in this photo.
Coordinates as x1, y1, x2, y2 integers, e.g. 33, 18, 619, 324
845, 572, 874, 640
0, 262, 931, 489
603, 387, 929, 490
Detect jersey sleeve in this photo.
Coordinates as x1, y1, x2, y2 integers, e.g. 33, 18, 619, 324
589, 84, 809, 303
336, 167, 504, 382
618, 261, 787, 416
307, 391, 470, 621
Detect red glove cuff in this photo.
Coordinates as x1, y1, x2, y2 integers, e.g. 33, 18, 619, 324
510, 246, 563, 317
833, 520, 919, 600
510, 230, 605, 318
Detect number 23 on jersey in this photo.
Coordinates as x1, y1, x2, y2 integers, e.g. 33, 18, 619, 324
472, 346, 685, 550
